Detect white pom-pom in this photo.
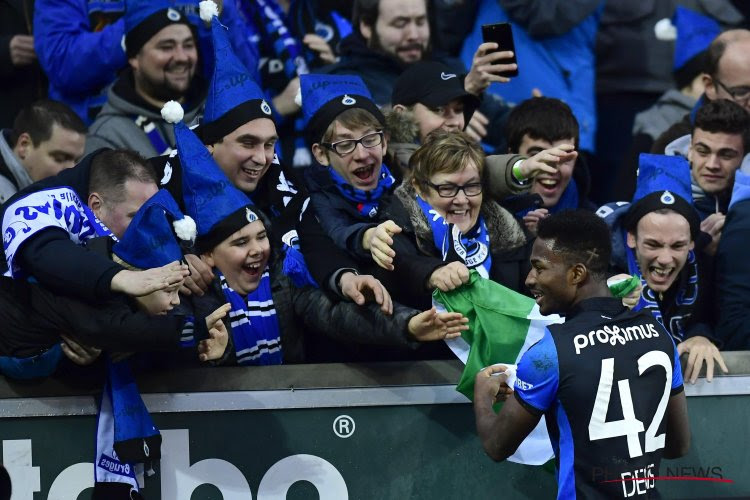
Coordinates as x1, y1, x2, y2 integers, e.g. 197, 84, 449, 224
654, 18, 677, 41
173, 215, 197, 243
200, 0, 219, 22
161, 101, 184, 124
294, 87, 302, 108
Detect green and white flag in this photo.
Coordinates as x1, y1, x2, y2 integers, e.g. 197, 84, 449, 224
433, 270, 563, 466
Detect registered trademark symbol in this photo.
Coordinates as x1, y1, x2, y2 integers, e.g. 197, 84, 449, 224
332, 415, 355, 438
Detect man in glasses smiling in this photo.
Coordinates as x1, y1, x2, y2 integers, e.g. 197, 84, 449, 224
654, 29, 750, 153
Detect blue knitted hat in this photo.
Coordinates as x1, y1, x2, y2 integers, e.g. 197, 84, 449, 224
198, 0, 273, 144
113, 189, 196, 269
123, 0, 192, 58
298, 73, 384, 143
625, 153, 700, 239
161, 100, 261, 253
673, 7, 721, 72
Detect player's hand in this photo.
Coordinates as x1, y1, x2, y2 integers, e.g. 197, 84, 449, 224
60, 334, 101, 366
464, 43, 516, 94
519, 144, 577, 179
608, 273, 643, 309
199, 303, 231, 361
678, 335, 729, 384
465, 110, 489, 142
522, 208, 549, 236
363, 220, 402, 270
407, 307, 468, 341
474, 364, 513, 403
339, 272, 393, 315
699, 213, 725, 256
183, 254, 214, 296
111, 260, 189, 297
302, 34, 336, 64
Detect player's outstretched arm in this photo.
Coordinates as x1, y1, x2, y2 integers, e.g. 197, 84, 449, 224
663, 392, 691, 459
473, 365, 541, 462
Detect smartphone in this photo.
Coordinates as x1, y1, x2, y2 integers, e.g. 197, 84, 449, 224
481, 22, 519, 77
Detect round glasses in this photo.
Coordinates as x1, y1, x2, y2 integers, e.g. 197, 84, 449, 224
321, 131, 384, 156
425, 181, 483, 198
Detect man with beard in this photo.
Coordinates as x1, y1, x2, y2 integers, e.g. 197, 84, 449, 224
473, 210, 690, 499
84, 1, 203, 157
598, 153, 728, 384
320, 0, 514, 147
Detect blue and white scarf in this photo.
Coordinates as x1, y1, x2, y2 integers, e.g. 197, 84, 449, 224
624, 231, 699, 342
94, 359, 160, 499
329, 164, 396, 219
238, 0, 312, 166
2, 187, 115, 278
219, 270, 283, 365
415, 194, 492, 278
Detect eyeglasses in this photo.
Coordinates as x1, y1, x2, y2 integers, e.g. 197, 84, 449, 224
713, 77, 750, 103
425, 181, 482, 198
321, 131, 384, 156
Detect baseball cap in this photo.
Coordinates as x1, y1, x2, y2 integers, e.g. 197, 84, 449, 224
392, 61, 480, 125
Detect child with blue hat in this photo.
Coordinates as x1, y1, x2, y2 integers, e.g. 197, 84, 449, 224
300, 73, 396, 259
600, 153, 727, 385
163, 98, 469, 365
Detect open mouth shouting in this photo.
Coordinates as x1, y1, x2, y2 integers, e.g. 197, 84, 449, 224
646, 265, 675, 289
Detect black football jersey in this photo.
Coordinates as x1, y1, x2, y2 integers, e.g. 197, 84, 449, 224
515, 297, 684, 499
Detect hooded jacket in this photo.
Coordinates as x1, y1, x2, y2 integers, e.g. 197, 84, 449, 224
664, 133, 742, 220
33, 0, 257, 123
85, 69, 205, 157
715, 170, 750, 349
0, 129, 33, 204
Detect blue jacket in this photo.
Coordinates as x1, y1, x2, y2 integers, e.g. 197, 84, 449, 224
716, 171, 750, 349
459, 0, 601, 151
34, 0, 258, 123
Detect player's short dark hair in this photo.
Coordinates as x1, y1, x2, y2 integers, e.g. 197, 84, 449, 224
89, 150, 158, 202
536, 210, 612, 280
693, 98, 750, 152
505, 97, 579, 152
10, 99, 86, 147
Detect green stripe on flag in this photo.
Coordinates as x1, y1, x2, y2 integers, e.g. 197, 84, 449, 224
433, 270, 539, 400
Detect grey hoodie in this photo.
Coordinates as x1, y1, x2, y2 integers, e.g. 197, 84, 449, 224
0, 130, 33, 204
85, 70, 203, 158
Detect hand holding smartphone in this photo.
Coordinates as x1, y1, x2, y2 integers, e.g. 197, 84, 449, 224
481, 22, 519, 77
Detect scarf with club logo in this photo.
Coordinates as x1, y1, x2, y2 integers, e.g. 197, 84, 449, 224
415, 194, 492, 278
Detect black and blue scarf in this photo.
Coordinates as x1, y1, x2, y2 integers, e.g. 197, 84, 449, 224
328, 164, 396, 219
415, 194, 492, 278
238, 0, 311, 166
94, 359, 160, 499
624, 231, 699, 342
218, 270, 283, 365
